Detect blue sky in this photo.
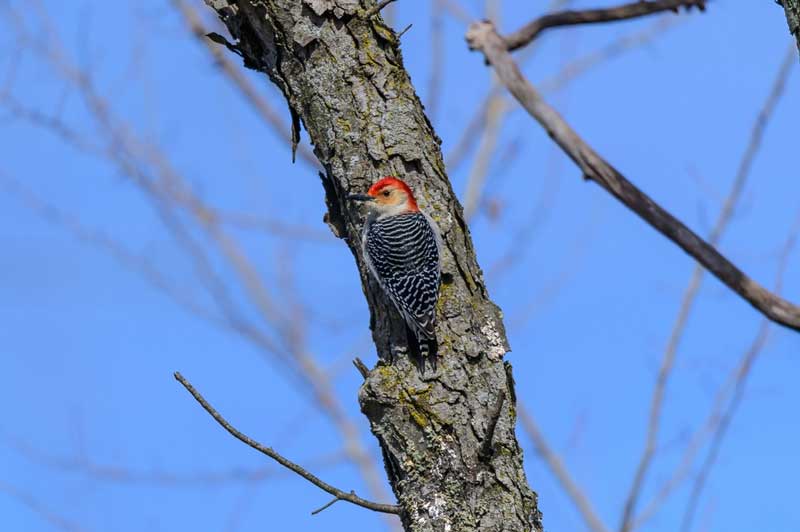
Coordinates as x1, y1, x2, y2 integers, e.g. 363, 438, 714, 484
1, 1, 798, 531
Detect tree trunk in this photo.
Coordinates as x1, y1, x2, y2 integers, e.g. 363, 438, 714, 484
203, 1, 541, 530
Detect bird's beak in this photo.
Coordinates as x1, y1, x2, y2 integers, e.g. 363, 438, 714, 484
347, 193, 374, 202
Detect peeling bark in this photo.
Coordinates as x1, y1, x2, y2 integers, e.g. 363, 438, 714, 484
203, 1, 541, 530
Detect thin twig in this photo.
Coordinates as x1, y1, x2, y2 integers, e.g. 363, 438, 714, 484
518, 405, 611, 532
678, 326, 770, 531
174, 372, 401, 515
679, 206, 800, 532
619, 43, 797, 532
466, 20, 800, 332
397, 23, 413, 38
363, 0, 398, 19
311, 491, 353, 515
504, 0, 705, 51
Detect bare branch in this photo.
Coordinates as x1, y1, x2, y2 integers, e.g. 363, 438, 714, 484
174, 372, 402, 515
466, 20, 800, 333
396, 23, 413, 39
504, 0, 705, 51
619, 42, 798, 532
518, 405, 611, 532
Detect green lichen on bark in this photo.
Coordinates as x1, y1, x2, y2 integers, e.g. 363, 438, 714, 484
203, 1, 541, 530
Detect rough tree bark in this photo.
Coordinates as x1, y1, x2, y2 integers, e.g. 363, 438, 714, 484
781, 0, 800, 52
203, 1, 541, 531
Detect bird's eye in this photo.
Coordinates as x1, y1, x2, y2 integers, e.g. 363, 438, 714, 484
382, 190, 391, 197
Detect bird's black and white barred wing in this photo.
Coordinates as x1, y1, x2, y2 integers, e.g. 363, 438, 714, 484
363, 212, 441, 339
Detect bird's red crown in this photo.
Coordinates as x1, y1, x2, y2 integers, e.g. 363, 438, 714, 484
368, 176, 419, 211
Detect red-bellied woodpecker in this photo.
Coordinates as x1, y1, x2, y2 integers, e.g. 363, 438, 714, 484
348, 176, 442, 371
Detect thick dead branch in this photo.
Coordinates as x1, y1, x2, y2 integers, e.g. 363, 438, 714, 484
504, 0, 705, 50
174, 372, 401, 515
467, 20, 800, 333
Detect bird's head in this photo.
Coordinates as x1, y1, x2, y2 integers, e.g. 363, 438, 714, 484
348, 176, 419, 216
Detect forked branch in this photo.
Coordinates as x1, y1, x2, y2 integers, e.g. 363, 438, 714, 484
466, 21, 800, 333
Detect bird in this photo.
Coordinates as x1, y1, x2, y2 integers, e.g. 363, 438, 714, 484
348, 176, 442, 372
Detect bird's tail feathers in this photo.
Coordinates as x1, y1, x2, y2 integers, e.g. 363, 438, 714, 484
406, 322, 438, 374
419, 336, 438, 373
